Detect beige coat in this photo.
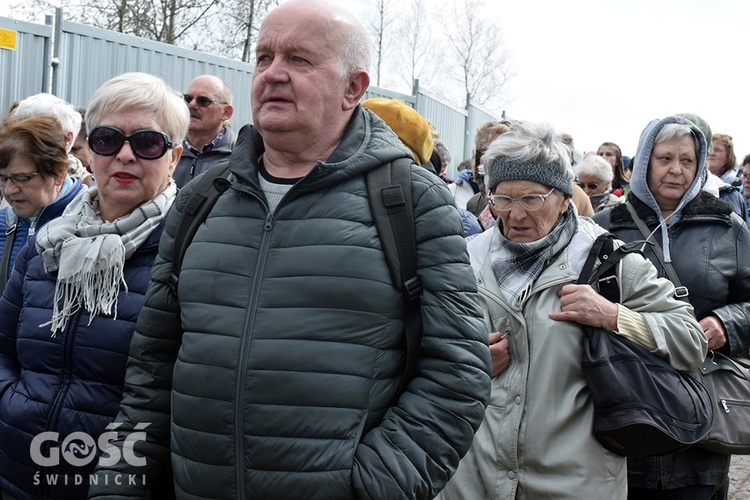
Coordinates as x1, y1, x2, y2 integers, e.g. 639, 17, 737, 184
438, 218, 706, 500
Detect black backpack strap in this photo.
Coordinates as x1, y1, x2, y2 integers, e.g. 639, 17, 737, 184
577, 233, 630, 303
366, 158, 423, 392
169, 161, 232, 293
0, 221, 18, 294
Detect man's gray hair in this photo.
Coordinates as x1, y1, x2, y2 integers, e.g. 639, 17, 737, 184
338, 18, 371, 79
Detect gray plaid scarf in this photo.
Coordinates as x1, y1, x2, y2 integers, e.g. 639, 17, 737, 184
490, 206, 578, 310
35, 183, 177, 336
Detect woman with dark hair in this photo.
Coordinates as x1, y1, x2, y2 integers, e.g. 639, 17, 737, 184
0, 115, 85, 294
597, 141, 630, 197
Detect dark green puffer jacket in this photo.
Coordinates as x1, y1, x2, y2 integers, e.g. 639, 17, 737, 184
89, 107, 491, 500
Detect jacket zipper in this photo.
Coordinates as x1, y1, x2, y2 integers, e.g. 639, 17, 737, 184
234, 210, 274, 499
720, 399, 750, 413
39, 309, 81, 498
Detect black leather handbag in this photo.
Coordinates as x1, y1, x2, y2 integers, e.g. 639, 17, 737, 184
696, 350, 750, 454
623, 201, 749, 455
577, 233, 714, 457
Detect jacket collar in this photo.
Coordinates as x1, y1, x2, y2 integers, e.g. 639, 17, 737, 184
611, 191, 732, 226
227, 106, 411, 194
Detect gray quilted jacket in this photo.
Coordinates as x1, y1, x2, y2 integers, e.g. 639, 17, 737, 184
89, 107, 491, 500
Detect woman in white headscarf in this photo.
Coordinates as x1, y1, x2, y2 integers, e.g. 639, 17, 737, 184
0, 72, 188, 500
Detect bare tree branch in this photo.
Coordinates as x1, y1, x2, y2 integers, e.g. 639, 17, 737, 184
445, 0, 514, 109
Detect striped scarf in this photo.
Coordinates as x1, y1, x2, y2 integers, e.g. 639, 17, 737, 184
35, 183, 176, 336
490, 206, 578, 310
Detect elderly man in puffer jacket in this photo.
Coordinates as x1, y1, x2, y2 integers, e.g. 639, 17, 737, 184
89, 1, 491, 499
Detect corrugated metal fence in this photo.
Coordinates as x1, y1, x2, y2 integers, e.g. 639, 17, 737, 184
0, 9, 499, 177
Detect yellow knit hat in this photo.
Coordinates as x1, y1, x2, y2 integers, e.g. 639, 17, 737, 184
362, 98, 434, 166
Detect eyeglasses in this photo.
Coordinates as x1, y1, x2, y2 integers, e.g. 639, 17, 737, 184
88, 126, 173, 160
183, 94, 227, 107
0, 172, 39, 187
488, 187, 556, 211
576, 181, 604, 190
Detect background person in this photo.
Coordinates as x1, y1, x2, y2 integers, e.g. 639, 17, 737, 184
597, 141, 630, 197
574, 153, 623, 212
173, 74, 235, 188
740, 153, 750, 222
91, 1, 491, 498
438, 120, 705, 500
0, 116, 85, 295
593, 115, 750, 499
0, 72, 188, 499
10, 93, 92, 186
70, 106, 95, 185
707, 133, 739, 185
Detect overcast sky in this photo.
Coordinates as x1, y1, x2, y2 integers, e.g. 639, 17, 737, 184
330, 0, 750, 163
3, 0, 748, 163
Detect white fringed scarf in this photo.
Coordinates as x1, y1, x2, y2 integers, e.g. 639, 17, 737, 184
35, 183, 177, 336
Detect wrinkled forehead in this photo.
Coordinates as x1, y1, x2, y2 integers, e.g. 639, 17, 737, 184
258, 7, 342, 54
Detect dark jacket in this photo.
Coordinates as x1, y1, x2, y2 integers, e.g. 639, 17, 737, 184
172, 124, 234, 188
595, 192, 750, 489
593, 115, 750, 491
0, 222, 166, 500
90, 107, 491, 499
0, 176, 84, 288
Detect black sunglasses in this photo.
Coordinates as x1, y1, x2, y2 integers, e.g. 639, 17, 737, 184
183, 94, 226, 107
88, 126, 173, 160
576, 181, 603, 190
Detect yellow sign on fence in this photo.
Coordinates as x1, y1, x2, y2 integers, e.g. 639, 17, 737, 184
0, 28, 18, 50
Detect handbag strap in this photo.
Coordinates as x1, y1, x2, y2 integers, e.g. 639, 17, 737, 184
624, 201, 689, 301
577, 233, 630, 303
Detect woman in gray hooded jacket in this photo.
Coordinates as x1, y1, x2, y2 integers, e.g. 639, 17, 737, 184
594, 115, 750, 499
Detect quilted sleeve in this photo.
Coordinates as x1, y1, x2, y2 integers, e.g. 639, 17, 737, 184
352, 167, 492, 499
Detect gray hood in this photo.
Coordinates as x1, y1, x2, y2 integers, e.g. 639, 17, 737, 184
630, 115, 707, 262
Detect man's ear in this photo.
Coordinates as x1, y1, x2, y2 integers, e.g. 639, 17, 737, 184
343, 70, 370, 111
222, 104, 234, 121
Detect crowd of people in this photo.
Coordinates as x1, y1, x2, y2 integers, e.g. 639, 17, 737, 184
0, 0, 749, 499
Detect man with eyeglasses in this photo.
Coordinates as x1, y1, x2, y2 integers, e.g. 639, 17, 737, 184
172, 74, 235, 188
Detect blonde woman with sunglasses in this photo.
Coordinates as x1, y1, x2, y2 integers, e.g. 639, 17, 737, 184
0, 72, 188, 499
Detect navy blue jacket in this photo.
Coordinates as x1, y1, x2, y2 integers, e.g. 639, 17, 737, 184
0, 222, 165, 500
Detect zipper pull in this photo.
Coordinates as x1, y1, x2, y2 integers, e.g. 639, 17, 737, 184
721, 399, 730, 413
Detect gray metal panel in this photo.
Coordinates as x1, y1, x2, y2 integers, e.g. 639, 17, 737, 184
415, 92, 468, 177
0, 17, 51, 111
364, 86, 415, 104
54, 20, 255, 131
466, 105, 499, 162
